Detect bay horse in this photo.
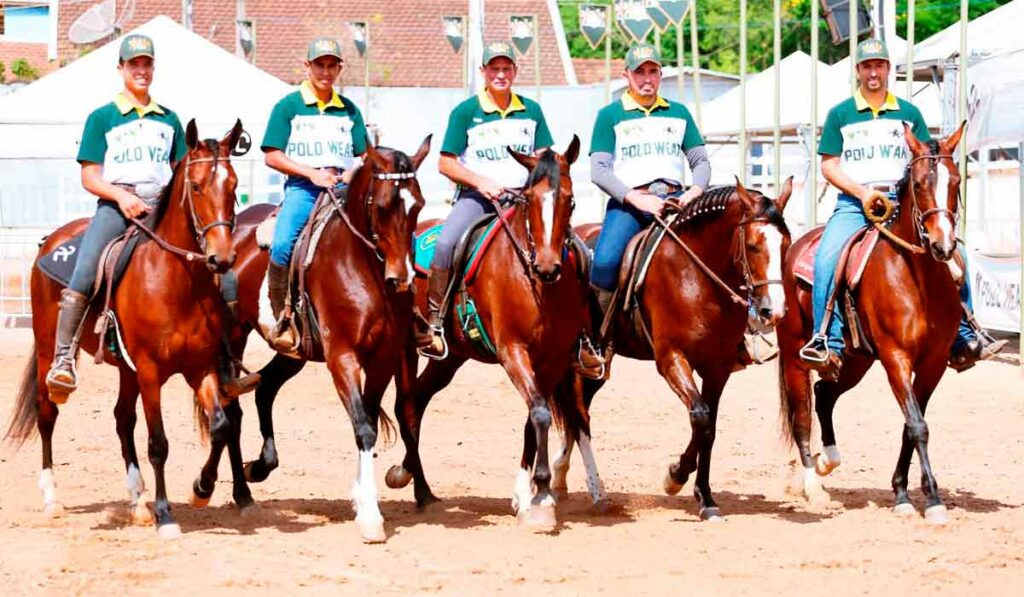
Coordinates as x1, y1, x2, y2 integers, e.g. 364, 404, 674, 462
6, 120, 248, 538
384, 138, 587, 531
205, 136, 432, 543
777, 123, 967, 525
551, 179, 793, 521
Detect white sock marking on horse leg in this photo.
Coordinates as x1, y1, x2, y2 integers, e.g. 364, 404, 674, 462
258, 271, 275, 336
352, 449, 383, 524
761, 225, 787, 318
38, 468, 58, 506
512, 467, 533, 513
552, 436, 573, 490
541, 190, 555, 245
577, 433, 606, 503
125, 463, 146, 506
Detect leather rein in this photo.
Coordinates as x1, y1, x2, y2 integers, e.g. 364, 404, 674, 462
325, 169, 419, 262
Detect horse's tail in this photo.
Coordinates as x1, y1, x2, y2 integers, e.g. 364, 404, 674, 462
777, 350, 806, 447
5, 343, 40, 447
193, 394, 212, 446
378, 409, 396, 449
550, 370, 590, 443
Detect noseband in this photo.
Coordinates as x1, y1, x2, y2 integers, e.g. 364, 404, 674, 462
736, 217, 784, 297
906, 153, 960, 252
329, 168, 419, 263
497, 173, 576, 276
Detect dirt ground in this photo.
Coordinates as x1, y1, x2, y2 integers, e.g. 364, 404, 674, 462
0, 327, 1022, 595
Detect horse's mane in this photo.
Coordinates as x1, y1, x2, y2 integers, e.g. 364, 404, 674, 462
676, 185, 788, 233
526, 149, 561, 194
894, 139, 941, 199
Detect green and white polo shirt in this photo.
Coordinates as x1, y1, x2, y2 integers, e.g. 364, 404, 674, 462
440, 91, 553, 189
819, 90, 931, 187
261, 81, 368, 181
77, 93, 186, 192
590, 93, 703, 189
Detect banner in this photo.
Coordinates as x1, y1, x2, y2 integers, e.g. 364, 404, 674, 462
969, 252, 1022, 333
349, 22, 368, 57
443, 16, 465, 54
965, 49, 1024, 151
510, 15, 535, 56
615, 0, 654, 44
656, 0, 690, 26
579, 4, 609, 50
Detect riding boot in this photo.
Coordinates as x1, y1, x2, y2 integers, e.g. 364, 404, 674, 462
799, 335, 843, 382
416, 267, 452, 359
267, 261, 296, 352
46, 288, 89, 401
572, 287, 612, 380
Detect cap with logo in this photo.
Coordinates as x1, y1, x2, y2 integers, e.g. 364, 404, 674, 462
119, 34, 155, 61
307, 37, 343, 61
856, 38, 889, 64
625, 43, 662, 71
482, 41, 517, 65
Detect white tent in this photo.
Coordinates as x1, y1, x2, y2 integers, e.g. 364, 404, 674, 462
898, 0, 1024, 75
0, 15, 291, 158
699, 51, 848, 137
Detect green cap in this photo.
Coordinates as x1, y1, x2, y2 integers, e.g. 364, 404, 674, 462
119, 34, 155, 61
625, 43, 662, 71
307, 37, 343, 61
856, 38, 889, 64
482, 41, 516, 65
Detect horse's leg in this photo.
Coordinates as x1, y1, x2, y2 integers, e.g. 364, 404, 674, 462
36, 380, 64, 518
779, 338, 831, 506
657, 351, 705, 500
691, 368, 729, 522
137, 366, 178, 538
503, 348, 556, 531
551, 372, 607, 507
190, 373, 231, 509
513, 415, 538, 514
878, 351, 948, 525
387, 354, 466, 508
112, 368, 151, 525
244, 354, 306, 483
812, 357, 872, 477
891, 362, 946, 522
223, 400, 257, 513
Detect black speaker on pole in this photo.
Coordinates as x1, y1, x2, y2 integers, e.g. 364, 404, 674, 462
820, 0, 873, 45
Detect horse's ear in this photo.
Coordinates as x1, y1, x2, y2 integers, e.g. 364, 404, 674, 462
564, 135, 580, 167
365, 140, 389, 170
221, 119, 246, 154
775, 176, 794, 213
508, 146, 538, 171
942, 120, 967, 154
734, 176, 758, 214
412, 134, 432, 170
904, 122, 927, 157
185, 119, 199, 150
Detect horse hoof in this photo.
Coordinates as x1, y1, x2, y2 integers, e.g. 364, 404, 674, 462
551, 486, 569, 501
699, 507, 725, 522
356, 518, 387, 544
190, 493, 210, 509
385, 465, 413, 489
924, 504, 950, 525
131, 503, 154, 526
814, 453, 839, 476
589, 498, 612, 515
239, 502, 261, 519
892, 502, 917, 517
416, 494, 442, 511
663, 471, 683, 496
518, 504, 557, 532
43, 502, 65, 518
805, 489, 831, 508
156, 523, 182, 540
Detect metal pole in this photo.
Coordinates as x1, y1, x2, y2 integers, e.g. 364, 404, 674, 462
364, 25, 371, 124
534, 15, 541, 101
690, 2, 702, 129
773, 0, 781, 193
810, 0, 819, 228
604, 9, 612, 104
463, 17, 470, 96
849, 0, 858, 91
1019, 141, 1024, 367
739, 0, 747, 185
958, 0, 968, 239
676, 23, 684, 104
906, 0, 915, 100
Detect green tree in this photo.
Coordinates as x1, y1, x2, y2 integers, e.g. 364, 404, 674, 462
10, 58, 40, 82
896, 0, 1012, 40
0, 61, 6, 83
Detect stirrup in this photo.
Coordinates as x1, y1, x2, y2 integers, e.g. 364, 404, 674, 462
799, 334, 830, 364
574, 335, 606, 380
417, 326, 449, 361
745, 331, 778, 365
45, 355, 79, 396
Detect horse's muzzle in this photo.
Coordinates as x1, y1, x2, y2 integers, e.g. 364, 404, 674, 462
386, 276, 413, 293
929, 241, 955, 262
533, 262, 562, 284
206, 251, 236, 274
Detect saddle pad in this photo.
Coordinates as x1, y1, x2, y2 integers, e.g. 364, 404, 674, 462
37, 229, 146, 294
411, 211, 507, 285
413, 223, 444, 275
793, 227, 879, 289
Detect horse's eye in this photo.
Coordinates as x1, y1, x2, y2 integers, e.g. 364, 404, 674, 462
190, 182, 201, 193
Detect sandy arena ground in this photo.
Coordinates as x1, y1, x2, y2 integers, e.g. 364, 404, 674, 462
1, 327, 1022, 595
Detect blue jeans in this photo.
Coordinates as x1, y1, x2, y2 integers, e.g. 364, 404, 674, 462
431, 191, 496, 271
270, 179, 344, 267
68, 201, 130, 296
812, 193, 975, 355
590, 198, 655, 291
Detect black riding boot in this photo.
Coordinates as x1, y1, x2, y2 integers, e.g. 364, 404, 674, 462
46, 288, 89, 401
416, 267, 452, 359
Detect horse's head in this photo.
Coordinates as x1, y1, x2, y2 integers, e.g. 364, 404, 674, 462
181, 118, 244, 273
735, 177, 793, 327
902, 121, 965, 262
359, 135, 431, 292
508, 135, 581, 283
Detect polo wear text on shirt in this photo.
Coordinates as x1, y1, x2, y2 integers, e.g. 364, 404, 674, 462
261, 81, 368, 180
76, 93, 186, 190
818, 90, 932, 187
590, 94, 704, 189
440, 91, 553, 190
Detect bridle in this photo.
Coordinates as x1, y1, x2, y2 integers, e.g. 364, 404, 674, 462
907, 153, 960, 252
736, 216, 785, 300
128, 153, 235, 266
327, 166, 419, 263
493, 170, 576, 277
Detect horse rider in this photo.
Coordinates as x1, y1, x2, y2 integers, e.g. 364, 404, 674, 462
415, 41, 603, 373
46, 35, 187, 398
261, 36, 369, 351
587, 43, 710, 355
799, 38, 1005, 380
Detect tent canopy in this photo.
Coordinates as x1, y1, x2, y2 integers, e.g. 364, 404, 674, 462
898, 0, 1024, 76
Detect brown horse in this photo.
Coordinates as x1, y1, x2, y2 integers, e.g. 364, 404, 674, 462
205, 137, 432, 543
777, 124, 967, 524
552, 180, 794, 521
6, 121, 247, 538
384, 138, 586, 531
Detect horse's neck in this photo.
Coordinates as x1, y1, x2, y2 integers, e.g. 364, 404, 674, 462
677, 208, 741, 278
152, 177, 198, 251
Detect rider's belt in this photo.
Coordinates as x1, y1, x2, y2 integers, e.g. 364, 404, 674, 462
635, 181, 682, 195
868, 183, 897, 195
112, 183, 162, 202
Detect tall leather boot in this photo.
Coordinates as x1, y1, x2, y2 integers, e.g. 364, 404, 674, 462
574, 286, 612, 380
416, 267, 452, 359
46, 288, 89, 401
267, 261, 296, 351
